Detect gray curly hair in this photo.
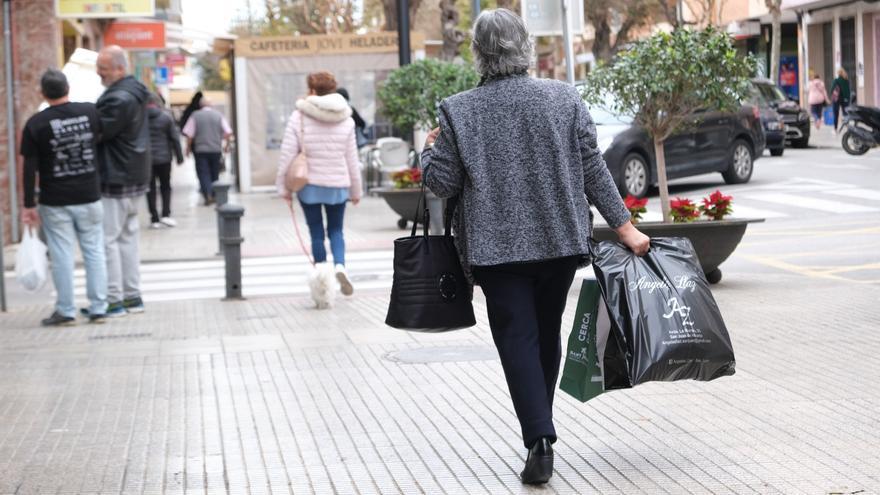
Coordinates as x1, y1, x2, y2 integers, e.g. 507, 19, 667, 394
471, 9, 534, 78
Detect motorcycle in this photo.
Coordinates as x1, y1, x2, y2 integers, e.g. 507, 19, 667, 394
840, 105, 880, 155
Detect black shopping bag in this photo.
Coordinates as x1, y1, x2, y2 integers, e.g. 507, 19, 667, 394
559, 279, 631, 402
591, 237, 736, 385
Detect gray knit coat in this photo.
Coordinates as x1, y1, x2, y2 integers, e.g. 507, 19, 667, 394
421, 74, 631, 279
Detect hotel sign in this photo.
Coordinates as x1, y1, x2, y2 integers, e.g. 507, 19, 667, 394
56, 0, 154, 18
235, 32, 426, 58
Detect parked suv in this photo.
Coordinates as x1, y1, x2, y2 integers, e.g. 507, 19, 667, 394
752, 78, 811, 148
585, 95, 766, 198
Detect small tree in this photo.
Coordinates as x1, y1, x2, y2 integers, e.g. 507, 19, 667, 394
581, 27, 754, 222
377, 59, 479, 131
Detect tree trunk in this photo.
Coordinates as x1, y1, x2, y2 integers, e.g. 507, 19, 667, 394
654, 137, 672, 223
770, 9, 781, 83
383, 0, 423, 32
440, 0, 465, 61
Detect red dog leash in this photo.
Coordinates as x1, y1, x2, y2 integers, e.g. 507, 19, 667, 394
286, 199, 315, 267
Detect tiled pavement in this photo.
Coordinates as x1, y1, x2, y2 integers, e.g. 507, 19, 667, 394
1, 269, 879, 494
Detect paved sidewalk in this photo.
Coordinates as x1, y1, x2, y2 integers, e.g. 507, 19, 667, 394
1, 260, 879, 493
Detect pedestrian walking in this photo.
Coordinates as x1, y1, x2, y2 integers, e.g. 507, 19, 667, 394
420, 9, 650, 485
95, 45, 151, 317
182, 96, 233, 205
178, 90, 202, 130
20, 69, 108, 326
146, 93, 184, 229
276, 71, 363, 297
831, 68, 852, 133
336, 87, 369, 147
808, 71, 830, 131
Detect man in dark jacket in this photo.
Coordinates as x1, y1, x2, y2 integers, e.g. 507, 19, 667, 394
95, 45, 151, 317
146, 93, 184, 229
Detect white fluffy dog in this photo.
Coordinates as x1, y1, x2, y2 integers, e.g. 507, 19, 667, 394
308, 262, 337, 309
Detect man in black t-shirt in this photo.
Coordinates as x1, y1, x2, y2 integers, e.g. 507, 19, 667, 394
20, 69, 108, 326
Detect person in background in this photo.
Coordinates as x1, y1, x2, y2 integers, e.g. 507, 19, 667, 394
95, 45, 151, 317
146, 93, 184, 229
182, 96, 233, 205
420, 9, 649, 485
276, 71, 363, 295
178, 90, 202, 129
20, 69, 108, 326
336, 87, 368, 147
807, 71, 830, 131
831, 68, 851, 134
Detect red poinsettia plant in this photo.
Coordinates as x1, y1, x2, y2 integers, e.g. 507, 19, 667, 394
699, 190, 733, 221
623, 195, 648, 224
669, 197, 701, 223
390, 167, 422, 189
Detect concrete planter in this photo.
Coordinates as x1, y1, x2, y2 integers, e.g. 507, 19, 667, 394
592, 218, 765, 284
373, 187, 436, 230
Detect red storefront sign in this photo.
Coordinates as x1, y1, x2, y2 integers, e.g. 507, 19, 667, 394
104, 22, 166, 50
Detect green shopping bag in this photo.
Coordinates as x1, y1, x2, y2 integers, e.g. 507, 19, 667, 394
559, 279, 609, 402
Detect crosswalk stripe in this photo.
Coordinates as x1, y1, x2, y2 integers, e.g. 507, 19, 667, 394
822, 188, 880, 201
742, 192, 879, 213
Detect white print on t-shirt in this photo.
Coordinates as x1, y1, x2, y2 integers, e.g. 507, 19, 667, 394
49, 115, 95, 178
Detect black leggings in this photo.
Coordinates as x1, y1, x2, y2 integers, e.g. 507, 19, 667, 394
147, 162, 171, 223
472, 255, 580, 448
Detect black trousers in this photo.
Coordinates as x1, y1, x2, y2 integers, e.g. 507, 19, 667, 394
833, 100, 850, 130
194, 152, 222, 200
147, 162, 172, 223
473, 256, 579, 448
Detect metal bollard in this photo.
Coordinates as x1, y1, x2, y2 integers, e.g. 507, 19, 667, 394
213, 181, 231, 255
218, 203, 245, 300
426, 192, 443, 235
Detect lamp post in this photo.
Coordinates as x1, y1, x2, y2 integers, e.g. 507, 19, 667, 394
397, 0, 411, 66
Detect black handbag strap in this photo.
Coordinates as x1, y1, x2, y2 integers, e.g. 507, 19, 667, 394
410, 180, 457, 239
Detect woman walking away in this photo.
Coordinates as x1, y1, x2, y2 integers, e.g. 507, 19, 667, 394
146, 93, 184, 229
831, 68, 852, 133
808, 71, 830, 131
276, 71, 362, 296
420, 8, 649, 486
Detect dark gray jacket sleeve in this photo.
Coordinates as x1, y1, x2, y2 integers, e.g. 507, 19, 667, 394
166, 115, 184, 163
421, 103, 465, 199
576, 98, 631, 229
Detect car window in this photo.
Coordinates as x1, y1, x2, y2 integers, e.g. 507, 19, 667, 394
756, 83, 786, 103
575, 83, 634, 125
587, 105, 633, 125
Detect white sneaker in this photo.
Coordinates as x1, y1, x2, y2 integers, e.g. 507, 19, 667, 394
160, 217, 177, 227
149, 222, 163, 229
335, 264, 353, 296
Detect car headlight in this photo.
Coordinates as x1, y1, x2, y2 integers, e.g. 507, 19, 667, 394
798, 111, 808, 121
766, 121, 782, 130
598, 137, 615, 154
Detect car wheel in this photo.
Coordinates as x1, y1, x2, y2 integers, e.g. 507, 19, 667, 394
722, 139, 754, 184
770, 147, 784, 157
841, 130, 870, 156
618, 153, 650, 198
791, 137, 809, 148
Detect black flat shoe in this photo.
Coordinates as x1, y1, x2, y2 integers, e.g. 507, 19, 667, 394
520, 437, 554, 485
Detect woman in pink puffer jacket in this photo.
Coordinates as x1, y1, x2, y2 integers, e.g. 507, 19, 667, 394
276, 71, 362, 295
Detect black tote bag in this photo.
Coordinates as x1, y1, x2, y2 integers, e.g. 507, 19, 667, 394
385, 187, 476, 332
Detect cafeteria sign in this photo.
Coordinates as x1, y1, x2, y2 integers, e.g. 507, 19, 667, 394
56, 0, 154, 19
236, 32, 426, 58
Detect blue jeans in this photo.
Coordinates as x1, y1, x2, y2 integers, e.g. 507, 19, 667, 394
38, 202, 107, 317
194, 152, 222, 200
299, 201, 346, 265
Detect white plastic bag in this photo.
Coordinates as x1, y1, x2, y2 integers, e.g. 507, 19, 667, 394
15, 227, 49, 292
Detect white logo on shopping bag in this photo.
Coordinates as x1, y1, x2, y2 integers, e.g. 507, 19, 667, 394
628, 276, 670, 293
663, 297, 695, 327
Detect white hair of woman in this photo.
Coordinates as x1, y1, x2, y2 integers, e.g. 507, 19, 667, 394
470, 8, 534, 80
